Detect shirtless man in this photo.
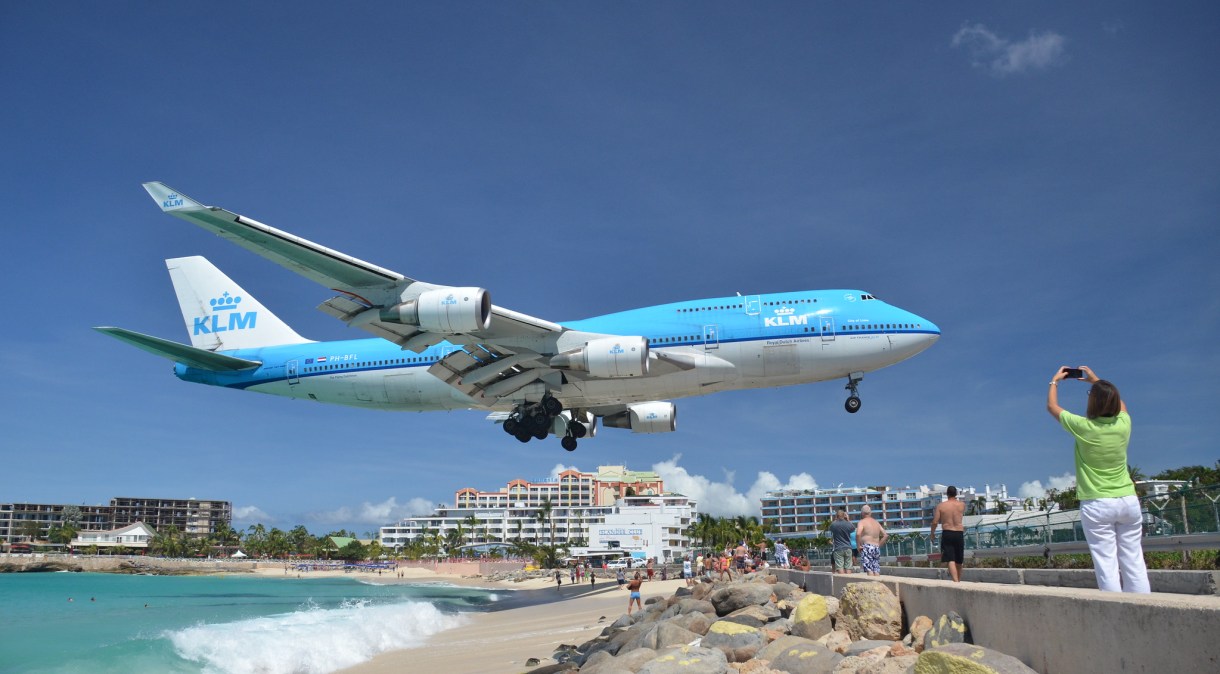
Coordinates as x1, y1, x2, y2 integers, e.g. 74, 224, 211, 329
855, 505, 888, 576
931, 485, 967, 582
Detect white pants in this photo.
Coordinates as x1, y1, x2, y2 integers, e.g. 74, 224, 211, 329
1080, 495, 1151, 593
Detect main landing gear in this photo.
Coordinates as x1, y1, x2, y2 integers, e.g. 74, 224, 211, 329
501, 395, 587, 451
844, 372, 864, 413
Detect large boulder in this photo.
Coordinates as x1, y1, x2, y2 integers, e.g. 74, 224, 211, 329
701, 620, 767, 663
766, 640, 844, 674
771, 581, 800, 602
637, 645, 729, 674
670, 610, 714, 636
709, 583, 775, 616
922, 611, 969, 651
835, 582, 902, 641
756, 635, 816, 661
856, 654, 919, 674
915, 643, 1038, 673
660, 598, 717, 621
582, 647, 662, 674
814, 630, 852, 655
789, 594, 833, 641
907, 615, 933, 652
724, 603, 782, 628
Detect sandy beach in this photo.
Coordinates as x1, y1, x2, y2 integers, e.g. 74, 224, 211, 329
315, 568, 690, 674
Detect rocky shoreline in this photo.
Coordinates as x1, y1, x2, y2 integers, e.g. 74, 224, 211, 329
0, 557, 256, 575
522, 573, 1036, 674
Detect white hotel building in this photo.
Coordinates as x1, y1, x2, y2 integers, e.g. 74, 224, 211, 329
380, 465, 695, 560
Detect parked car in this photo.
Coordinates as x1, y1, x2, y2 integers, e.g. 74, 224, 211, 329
605, 558, 630, 569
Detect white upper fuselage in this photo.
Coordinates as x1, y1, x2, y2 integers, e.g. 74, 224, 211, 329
178, 289, 940, 412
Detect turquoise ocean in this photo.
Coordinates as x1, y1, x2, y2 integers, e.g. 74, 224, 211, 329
0, 572, 498, 674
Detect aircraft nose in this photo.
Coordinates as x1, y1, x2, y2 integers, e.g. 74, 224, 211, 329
918, 316, 941, 348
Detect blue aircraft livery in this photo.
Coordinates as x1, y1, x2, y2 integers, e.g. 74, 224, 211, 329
95, 183, 940, 452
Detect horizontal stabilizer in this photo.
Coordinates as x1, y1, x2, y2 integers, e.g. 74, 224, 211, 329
94, 327, 262, 372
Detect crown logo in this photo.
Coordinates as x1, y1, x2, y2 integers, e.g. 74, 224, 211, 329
775, 306, 795, 316
209, 292, 243, 312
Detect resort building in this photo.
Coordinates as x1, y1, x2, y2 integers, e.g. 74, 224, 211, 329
760, 483, 1012, 539
72, 522, 157, 551
379, 465, 695, 559
0, 496, 231, 545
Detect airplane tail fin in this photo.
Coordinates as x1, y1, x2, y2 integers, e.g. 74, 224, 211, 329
167, 256, 311, 351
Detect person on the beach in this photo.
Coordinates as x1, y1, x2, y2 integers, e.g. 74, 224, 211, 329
646, 557, 655, 581
590, 569, 595, 588
682, 556, 693, 586
855, 505, 888, 576
931, 485, 966, 582
570, 565, 576, 583
626, 572, 643, 615
1047, 365, 1150, 593
554, 569, 562, 590
719, 552, 732, 580
616, 567, 626, 588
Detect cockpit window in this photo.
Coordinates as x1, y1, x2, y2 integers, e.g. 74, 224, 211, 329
862, 294, 877, 301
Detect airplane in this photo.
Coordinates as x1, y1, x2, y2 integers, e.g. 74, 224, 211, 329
96, 183, 941, 452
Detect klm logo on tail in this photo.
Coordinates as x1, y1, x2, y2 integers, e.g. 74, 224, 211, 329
194, 292, 258, 335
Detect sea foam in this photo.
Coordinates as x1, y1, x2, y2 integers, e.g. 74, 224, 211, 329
168, 599, 465, 674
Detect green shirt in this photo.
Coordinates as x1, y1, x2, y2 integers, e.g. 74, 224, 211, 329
1058, 410, 1135, 500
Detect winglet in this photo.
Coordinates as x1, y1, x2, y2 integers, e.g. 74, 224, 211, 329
142, 182, 205, 212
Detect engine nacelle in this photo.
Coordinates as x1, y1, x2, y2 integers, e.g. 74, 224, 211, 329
549, 336, 649, 378
602, 402, 676, 434
381, 288, 491, 333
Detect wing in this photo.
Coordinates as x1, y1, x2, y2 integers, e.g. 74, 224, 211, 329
143, 182, 571, 401
142, 182, 561, 351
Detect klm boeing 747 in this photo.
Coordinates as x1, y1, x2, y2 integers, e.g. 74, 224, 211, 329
96, 183, 940, 451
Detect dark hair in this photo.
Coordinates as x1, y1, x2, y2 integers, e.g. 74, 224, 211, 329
946, 485, 957, 497
1087, 380, 1122, 418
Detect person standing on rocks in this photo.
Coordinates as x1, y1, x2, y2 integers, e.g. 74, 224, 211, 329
855, 505, 888, 576
931, 485, 966, 582
1047, 365, 1150, 593
829, 509, 855, 574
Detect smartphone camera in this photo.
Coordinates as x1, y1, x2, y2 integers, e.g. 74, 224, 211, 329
1062, 368, 1084, 380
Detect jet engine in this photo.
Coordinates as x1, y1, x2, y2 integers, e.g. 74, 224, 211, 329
550, 336, 649, 378
380, 288, 491, 333
602, 401, 676, 433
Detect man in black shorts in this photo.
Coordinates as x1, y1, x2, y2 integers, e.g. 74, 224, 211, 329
931, 485, 966, 582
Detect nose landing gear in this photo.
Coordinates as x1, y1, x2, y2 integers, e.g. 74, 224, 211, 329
844, 372, 864, 413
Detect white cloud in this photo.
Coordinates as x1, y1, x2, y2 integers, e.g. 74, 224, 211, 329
309, 496, 436, 526
232, 505, 272, 524
952, 23, 1066, 77
1018, 472, 1076, 499
652, 455, 818, 518
549, 463, 578, 480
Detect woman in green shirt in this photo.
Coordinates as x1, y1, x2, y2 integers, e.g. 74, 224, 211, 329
1047, 365, 1150, 593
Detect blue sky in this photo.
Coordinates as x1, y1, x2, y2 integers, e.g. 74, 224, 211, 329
3, 3, 1216, 534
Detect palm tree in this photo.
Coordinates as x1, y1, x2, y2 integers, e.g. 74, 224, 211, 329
462, 515, 482, 547
17, 520, 43, 543
536, 498, 555, 546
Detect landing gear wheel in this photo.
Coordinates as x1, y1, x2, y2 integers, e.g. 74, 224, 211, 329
561, 436, 578, 452
529, 412, 548, 431
843, 372, 864, 414
515, 431, 532, 443
542, 396, 563, 416
503, 418, 520, 435
568, 421, 587, 439
533, 428, 548, 441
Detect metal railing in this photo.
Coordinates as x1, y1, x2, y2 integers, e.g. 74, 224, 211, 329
783, 483, 1220, 563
